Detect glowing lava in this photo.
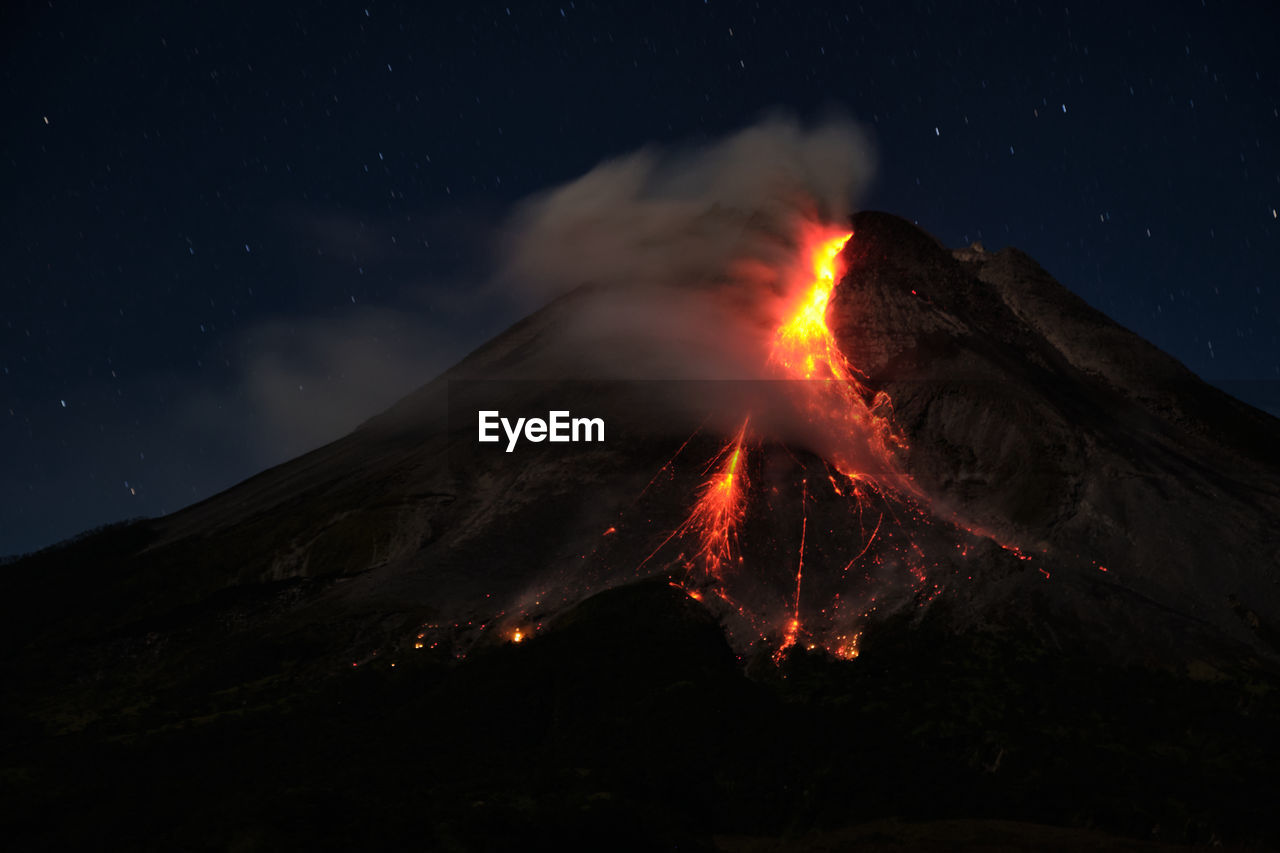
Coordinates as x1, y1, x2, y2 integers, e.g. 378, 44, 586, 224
768, 226, 907, 493
686, 419, 751, 581
653, 225, 910, 662
772, 230, 857, 381
833, 631, 862, 660
392, 221, 1052, 671
618, 221, 1007, 667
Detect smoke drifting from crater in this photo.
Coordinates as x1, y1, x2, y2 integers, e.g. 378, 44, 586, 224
157, 116, 877, 514
497, 114, 877, 383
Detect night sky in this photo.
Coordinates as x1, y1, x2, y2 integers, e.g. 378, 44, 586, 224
3, 0, 1277, 557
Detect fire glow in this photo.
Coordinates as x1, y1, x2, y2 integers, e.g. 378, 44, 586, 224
769, 226, 906, 491
630, 223, 1016, 664
393, 218, 1049, 671
666, 224, 914, 661
772, 230, 856, 382
684, 420, 750, 581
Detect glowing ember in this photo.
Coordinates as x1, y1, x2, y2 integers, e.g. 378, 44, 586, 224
511, 629, 524, 643
776, 618, 800, 659
833, 631, 862, 659
669, 580, 704, 601
678, 419, 751, 582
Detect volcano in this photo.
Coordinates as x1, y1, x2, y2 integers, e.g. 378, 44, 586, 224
5, 212, 1280, 850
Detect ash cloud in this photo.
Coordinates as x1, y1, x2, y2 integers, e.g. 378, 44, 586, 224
163, 116, 876, 519
505, 114, 873, 299
207, 116, 877, 457
487, 114, 879, 455
8, 116, 878, 555
496, 114, 876, 383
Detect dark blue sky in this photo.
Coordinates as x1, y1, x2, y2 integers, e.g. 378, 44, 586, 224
3, 0, 1277, 556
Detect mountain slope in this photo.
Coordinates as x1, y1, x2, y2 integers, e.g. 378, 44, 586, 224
4, 211, 1280, 849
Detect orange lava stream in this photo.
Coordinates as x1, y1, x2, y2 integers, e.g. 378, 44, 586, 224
768, 227, 907, 492
683, 419, 751, 582
772, 231, 858, 382
399, 225, 1050, 668
652, 225, 927, 663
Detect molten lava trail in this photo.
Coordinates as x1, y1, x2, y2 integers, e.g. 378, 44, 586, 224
771, 231, 857, 382
776, 478, 809, 660
635, 418, 708, 501
649, 227, 903, 659
841, 511, 883, 577
795, 479, 808, 621
407, 223, 1053, 666
624, 223, 1006, 663
685, 419, 751, 581
637, 419, 751, 581
769, 228, 908, 493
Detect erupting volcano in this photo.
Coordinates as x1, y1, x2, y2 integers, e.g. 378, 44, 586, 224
8, 210, 1280, 850
621, 222, 1011, 662
12, 210, 1277, 671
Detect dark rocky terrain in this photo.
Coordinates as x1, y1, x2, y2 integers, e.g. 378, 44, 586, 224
4, 212, 1279, 850
831, 213, 1280, 665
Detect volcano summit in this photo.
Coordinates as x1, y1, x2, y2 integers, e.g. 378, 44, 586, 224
4, 212, 1279, 850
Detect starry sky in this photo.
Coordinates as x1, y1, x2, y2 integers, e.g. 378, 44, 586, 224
3, 0, 1277, 557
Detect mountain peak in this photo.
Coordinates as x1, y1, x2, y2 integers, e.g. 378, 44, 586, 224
9, 209, 1280, 848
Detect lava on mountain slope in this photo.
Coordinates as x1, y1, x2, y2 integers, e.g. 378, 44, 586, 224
547, 223, 1038, 664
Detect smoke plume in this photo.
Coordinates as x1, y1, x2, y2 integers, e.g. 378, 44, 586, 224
496, 114, 876, 382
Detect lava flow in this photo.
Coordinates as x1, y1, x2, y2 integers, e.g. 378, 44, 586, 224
616, 222, 1001, 664
769, 226, 907, 491
398, 221, 1049, 667
637, 419, 750, 583
671, 225, 913, 655
683, 419, 751, 581
771, 229, 856, 382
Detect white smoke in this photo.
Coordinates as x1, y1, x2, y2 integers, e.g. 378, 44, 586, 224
496, 113, 876, 382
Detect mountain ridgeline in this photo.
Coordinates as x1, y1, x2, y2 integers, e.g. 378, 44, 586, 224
4, 212, 1279, 850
